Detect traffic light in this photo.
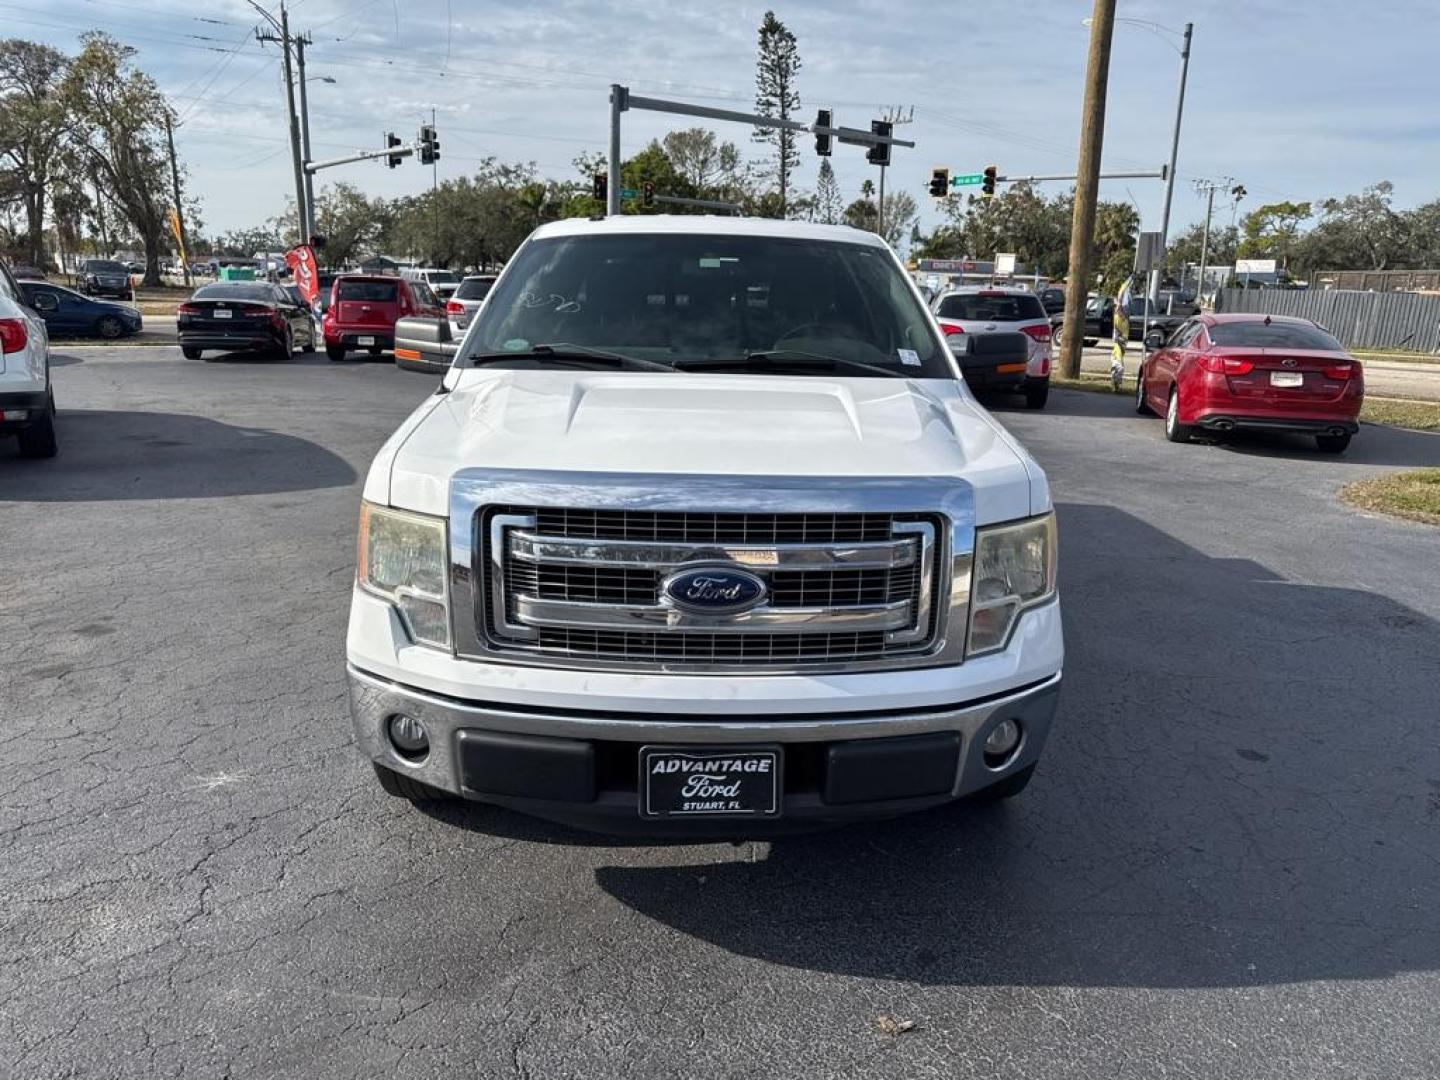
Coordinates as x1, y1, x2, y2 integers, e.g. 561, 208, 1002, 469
866, 119, 892, 167
813, 108, 832, 156
641, 181, 655, 208
928, 167, 950, 198
982, 164, 997, 197
418, 123, 439, 165
384, 132, 403, 169
592, 172, 607, 203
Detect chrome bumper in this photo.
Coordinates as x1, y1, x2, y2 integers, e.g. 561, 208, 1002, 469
347, 664, 1061, 814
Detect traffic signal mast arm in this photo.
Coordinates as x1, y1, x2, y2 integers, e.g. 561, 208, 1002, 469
307, 141, 416, 173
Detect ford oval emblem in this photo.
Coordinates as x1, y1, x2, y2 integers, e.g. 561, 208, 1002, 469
663, 566, 767, 614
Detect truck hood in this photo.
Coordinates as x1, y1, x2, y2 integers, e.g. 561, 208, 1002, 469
369, 370, 1047, 524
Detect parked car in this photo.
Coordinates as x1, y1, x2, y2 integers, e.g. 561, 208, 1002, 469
0, 258, 57, 458
78, 259, 134, 301
931, 286, 1051, 409
12, 265, 47, 281
346, 215, 1062, 835
18, 281, 143, 340
401, 266, 462, 300
177, 281, 316, 361
322, 274, 441, 361
1083, 292, 1197, 346
1137, 313, 1363, 453
1037, 285, 1066, 326
445, 273, 496, 336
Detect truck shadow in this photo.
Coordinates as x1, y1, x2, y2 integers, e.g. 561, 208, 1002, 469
578, 503, 1440, 989
0, 408, 356, 498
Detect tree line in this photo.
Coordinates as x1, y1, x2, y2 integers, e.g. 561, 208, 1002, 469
0, 34, 192, 285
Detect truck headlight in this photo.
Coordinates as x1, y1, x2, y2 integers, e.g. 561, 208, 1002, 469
966, 513, 1057, 656
357, 502, 450, 649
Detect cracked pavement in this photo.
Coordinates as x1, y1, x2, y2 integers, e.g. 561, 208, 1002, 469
2, 347, 1438, 1078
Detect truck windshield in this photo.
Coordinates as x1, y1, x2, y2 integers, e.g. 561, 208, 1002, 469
463, 233, 953, 376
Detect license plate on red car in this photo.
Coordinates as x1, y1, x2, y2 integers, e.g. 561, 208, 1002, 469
356, 335, 375, 346
1270, 371, 1304, 387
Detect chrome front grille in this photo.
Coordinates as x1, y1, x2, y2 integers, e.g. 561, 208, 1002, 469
480, 506, 943, 670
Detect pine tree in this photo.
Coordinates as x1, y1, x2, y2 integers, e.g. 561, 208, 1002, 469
753, 11, 801, 217
814, 158, 842, 224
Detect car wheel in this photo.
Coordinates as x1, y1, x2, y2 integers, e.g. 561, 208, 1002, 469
1316, 433, 1352, 454
326, 344, 346, 362
96, 315, 124, 340
272, 328, 293, 361
1024, 378, 1049, 410
182, 346, 202, 360
17, 390, 58, 459
1135, 366, 1154, 415
372, 763, 454, 803
1164, 386, 1191, 443
971, 764, 1036, 803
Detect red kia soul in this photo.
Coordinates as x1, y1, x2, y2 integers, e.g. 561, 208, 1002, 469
1137, 313, 1364, 453
323, 274, 442, 361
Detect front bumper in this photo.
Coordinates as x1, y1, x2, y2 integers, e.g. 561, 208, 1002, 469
348, 664, 1060, 835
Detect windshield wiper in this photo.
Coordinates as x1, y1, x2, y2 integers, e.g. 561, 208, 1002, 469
467, 343, 673, 372
675, 350, 909, 378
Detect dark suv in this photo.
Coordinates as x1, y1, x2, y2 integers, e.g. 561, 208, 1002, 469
78, 259, 134, 301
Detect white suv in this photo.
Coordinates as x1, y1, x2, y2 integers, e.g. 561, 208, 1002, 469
347, 216, 1062, 836
0, 259, 56, 458
932, 286, 1053, 409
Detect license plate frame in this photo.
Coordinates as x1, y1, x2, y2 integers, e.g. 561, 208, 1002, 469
1270, 370, 1304, 387
640, 746, 782, 819
356, 335, 375, 346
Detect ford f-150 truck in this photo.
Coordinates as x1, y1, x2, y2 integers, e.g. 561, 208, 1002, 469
347, 216, 1062, 835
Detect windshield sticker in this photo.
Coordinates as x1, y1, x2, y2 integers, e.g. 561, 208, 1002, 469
897, 348, 921, 367
501, 338, 530, 352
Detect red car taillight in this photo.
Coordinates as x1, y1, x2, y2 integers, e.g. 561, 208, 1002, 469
938, 322, 964, 335
1200, 355, 1255, 375
1020, 324, 1051, 343
445, 299, 464, 315
0, 318, 27, 354
1324, 360, 1355, 380
177, 302, 202, 315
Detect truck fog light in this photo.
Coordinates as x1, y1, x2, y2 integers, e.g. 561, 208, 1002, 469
388, 714, 429, 758
983, 718, 1022, 766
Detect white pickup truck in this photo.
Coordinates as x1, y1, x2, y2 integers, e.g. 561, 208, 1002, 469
347, 216, 1062, 835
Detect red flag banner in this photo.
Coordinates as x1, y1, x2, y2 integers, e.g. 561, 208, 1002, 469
285, 244, 320, 306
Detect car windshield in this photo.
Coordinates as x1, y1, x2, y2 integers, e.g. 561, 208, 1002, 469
337, 279, 398, 302
1209, 321, 1344, 350
464, 232, 952, 376
455, 277, 495, 300
935, 292, 1046, 322
193, 284, 274, 302
87, 261, 126, 273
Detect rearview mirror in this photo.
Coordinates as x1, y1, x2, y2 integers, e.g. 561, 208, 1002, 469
1144, 329, 1165, 350
394, 315, 458, 373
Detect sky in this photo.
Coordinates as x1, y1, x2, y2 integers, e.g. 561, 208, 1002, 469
19, 0, 1440, 247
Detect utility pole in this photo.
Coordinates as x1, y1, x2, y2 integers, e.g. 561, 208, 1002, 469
876, 105, 913, 243
163, 112, 192, 287
255, 1, 309, 244
1060, 0, 1117, 379
1148, 21, 1193, 306
608, 84, 625, 217
294, 31, 316, 242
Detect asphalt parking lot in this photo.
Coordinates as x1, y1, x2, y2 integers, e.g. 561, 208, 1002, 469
4, 346, 1440, 1079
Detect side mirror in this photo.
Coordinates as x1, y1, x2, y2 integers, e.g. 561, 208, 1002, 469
394, 315, 458, 373
1144, 329, 1165, 350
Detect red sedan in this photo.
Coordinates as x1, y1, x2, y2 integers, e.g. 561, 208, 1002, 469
1137, 313, 1363, 453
